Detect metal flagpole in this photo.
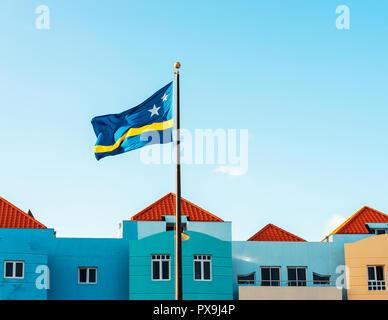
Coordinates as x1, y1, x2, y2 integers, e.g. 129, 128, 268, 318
174, 62, 183, 300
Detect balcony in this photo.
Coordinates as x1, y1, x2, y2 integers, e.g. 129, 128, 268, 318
238, 280, 343, 300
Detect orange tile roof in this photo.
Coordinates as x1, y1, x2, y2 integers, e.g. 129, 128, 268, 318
0, 196, 47, 229
247, 223, 306, 242
327, 206, 388, 236
131, 193, 223, 222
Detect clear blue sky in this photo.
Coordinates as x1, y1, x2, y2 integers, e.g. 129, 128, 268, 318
0, 1, 387, 241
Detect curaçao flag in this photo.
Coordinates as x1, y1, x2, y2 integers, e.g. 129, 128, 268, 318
91, 82, 173, 160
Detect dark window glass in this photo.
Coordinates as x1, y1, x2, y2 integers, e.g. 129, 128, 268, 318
88, 268, 96, 283
5, 262, 13, 277
237, 272, 255, 285
152, 261, 160, 280
203, 261, 211, 280
15, 263, 23, 278
288, 268, 297, 286
297, 268, 306, 286
368, 266, 375, 280
376, 266, 384, 281
313, 273, 330, 285
79, 268, 87, 283
162, 261, 169, 280
261, 268, 270, 286
194, 261, 201, 280
166, 224, 175, 231
376, 229, 386, 235
271, 268, 280, 286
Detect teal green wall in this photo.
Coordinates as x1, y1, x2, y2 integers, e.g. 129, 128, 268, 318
129, 230, 233, 300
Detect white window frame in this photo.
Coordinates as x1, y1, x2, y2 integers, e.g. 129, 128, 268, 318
374, 229, 387, 235
260, 266, 281, 286
4, 261, 24, 279
151, 255, 170, 281
287, 266, 307, 286
193, 255, 212, 281
367, 266, 386, 291
78, 267, 98, 284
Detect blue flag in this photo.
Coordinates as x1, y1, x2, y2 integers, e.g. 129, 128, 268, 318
91, 82, 173, 160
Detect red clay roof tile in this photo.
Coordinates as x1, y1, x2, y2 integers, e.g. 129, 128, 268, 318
0, 196, 46, 229
328, 206, 388, 235
247, 223, 306, 242
131, 193, 223, 222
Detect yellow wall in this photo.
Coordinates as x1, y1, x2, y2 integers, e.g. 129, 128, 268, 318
345, 234, 388, 300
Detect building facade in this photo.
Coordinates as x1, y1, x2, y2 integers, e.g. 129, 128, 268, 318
0, 194, 387, 300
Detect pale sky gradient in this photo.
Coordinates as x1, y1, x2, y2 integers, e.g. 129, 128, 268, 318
0, 1, 387, 241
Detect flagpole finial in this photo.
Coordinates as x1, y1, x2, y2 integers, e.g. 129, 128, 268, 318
174, 62, 181, 69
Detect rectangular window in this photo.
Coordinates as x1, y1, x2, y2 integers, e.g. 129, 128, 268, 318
375, 229, 386, 235
78, 267, 97, 284
261, 267, 280, 286
193, 255, 212, 281
4, 261, 24, 279
287, 267, 307, 286
367, 266, 386, 291
151, 255, 170, 281
237, 272, 255, 285
313, 272, 331, 285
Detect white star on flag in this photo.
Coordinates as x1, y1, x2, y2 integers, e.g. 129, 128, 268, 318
161, 94, 168, 101
148, 104, 161, 117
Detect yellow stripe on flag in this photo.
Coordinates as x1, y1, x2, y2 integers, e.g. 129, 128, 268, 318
94, 119, 174, 154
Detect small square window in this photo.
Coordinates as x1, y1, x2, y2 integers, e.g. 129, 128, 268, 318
193, 255, 212, 281
4, 261, 24, 279
151, 254, 170, 281
78, 267, 97, 284
367, 266, 386, 291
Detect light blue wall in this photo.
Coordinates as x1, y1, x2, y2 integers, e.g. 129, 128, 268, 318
122, 220, 232, 241
48, 238, 129, 300
0, 228, 129, 300
129, 230, 233, 300
187, 222, 231, 241
0, 228, 53, 300
232, 241, 346, 299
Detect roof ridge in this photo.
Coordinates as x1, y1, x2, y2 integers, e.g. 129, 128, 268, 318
130, 193, 223, 222
130, 193, 174, 221
324, 206, 388, 239
179, 195, 223, 222
248, 223, 306, 242
0, 196, 47, 228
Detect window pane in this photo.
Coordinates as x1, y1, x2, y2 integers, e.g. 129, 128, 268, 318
237, 273, 255, 285
194, 261, 201, 280
152, 261, 160, 280
313, 273, 330, 285
261, 268, 270, 280
88, 269, 96, 283
203, 261, 211, 280
162, 261, 169, 280
297, 268, 306, 281
79, 268, 87, 283
288, 268, 297, 286
5, 262, 13, 277
297, 268, 306, 286
261, 268, 270, 286
376, 266, 384, 281
368, 267, 375, 280
271, 268, 280, 286
15, 263, 23, 277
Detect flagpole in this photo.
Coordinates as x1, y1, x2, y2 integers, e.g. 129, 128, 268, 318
174, 62, 183, 300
